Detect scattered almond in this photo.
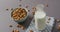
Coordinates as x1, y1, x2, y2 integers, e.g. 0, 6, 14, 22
6, 9, 8, 11
32, 11, 35, 15
45, 4, 48, 7
9, 24, 13, 27
28, 10, 30, 12
57, 25, 60, 30
11, 8, 13, 10
16, 24, 22, 28
15, 30, 19, 32
32, 7, 36, 11
29, 30, 33, 32
26, 5, 29, 8
12, 29, 19, 32
19, 4, 22, 7
21, 26, 25, 30
12, 29, 16, 32
48, 17, 51, 20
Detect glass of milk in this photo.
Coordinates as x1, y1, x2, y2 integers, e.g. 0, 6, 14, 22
34, 4, 46, 30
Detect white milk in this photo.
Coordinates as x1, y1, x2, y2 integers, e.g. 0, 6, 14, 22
34, 4, 46, 30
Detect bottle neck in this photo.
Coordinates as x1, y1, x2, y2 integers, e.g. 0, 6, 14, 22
36, 8, 44, 12
36, 4, 44, 12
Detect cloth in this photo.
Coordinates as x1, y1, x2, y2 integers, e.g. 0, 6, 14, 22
26, 16, 55, 32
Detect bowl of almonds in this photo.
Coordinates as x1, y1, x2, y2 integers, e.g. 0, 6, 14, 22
11, 7, 28, 22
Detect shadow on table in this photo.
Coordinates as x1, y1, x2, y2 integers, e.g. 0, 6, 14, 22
17, 16, 33, 29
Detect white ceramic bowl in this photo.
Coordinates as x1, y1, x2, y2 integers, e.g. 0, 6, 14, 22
11, 7, 28, 23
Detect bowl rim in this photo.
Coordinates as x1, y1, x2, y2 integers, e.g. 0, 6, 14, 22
11, 7, 28, 22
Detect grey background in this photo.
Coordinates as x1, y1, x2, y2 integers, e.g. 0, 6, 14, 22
0, 0, 60, 32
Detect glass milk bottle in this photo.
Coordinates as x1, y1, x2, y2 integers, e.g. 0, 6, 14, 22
34, 4, 46, 30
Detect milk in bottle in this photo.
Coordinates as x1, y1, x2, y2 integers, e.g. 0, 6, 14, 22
34, 4, 46, 30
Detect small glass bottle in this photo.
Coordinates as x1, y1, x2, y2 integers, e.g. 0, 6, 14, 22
34, 4, 46, 30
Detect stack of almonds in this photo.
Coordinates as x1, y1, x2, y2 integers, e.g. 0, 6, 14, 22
11, 8, 27, 21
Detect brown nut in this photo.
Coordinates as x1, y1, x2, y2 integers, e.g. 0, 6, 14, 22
26, 5, 29, 8
13, 14, 17, 17
48, 17, 51, 20
14, 16, 18, 19
17, 24, 22, 28
12, 29, 19, 32
57, 25, 60, 30
32, 11, 35, 15
23, 15, 26, 17
17, 17, 20, 20
21, 26, 25, 30
16, 24, 20, 28
45, 4, 48, 7
19, 4, 22, 7
28, 10, 30, 12
9, 24, 13, 27
15, 30, 19, 32
12, 29, 15, 32
6, 9, 8, 11
32, 7, 36, 11
19, 15, 22, 18
18, 10, 21, 13
15, 8, 19, 12
29, 30, 33, 32
14, 18, 19, 21
13, 11, 16, 15
11, 8, 13, 10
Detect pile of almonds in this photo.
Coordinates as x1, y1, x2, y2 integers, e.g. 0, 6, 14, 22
11, 8, 27, 21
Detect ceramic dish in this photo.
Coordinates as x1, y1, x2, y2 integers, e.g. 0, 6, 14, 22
11, 7, 28, 23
